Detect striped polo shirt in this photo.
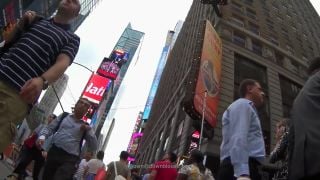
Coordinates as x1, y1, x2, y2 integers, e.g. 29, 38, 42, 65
0, 18, 80, 91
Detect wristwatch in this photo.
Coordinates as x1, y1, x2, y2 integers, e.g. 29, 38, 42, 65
40, 76, 49, 90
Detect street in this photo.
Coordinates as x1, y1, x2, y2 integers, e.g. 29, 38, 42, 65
0, 159, 13, 179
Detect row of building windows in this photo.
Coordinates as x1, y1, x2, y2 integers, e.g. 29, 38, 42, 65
229, 0, 317, 58
229, 29, 308, 77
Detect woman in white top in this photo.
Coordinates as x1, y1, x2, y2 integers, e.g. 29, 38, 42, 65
74, 152, 93, 180
85, 150, 105, 180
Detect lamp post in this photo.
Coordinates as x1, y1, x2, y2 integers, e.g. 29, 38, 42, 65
73, 62, 94, 73
199, 90, 207, 150
52, 61, 94, 112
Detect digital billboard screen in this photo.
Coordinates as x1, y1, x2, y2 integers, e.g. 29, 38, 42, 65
82, 74, 111, 104
97, 49, 129, 80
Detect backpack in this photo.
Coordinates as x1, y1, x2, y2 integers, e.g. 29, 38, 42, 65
54, 112, 87, 153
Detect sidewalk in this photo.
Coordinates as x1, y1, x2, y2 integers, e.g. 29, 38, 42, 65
0, 159, 13, 178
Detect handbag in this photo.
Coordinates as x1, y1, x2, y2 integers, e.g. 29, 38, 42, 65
113, 161, 126, 180
95, 167, 107, 180
24, 133, 38, 148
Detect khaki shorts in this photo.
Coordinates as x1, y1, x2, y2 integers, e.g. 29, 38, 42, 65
0, 80, 28, 152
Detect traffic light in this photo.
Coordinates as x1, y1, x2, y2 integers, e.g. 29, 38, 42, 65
200, 0, 228, 17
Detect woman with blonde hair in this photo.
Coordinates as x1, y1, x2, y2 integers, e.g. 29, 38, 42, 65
269, 118, 289, 180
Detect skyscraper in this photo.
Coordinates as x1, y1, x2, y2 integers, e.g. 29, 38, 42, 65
92, 23, 144, 150
136, 0, 320, 177
142, 21, 184, 121
26, 74, 69, 130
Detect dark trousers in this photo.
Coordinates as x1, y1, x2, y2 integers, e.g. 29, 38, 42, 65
218, 157, 262, 180
42, 145, 79, 180
300, 173, 320, 180
13, 145, 45, 180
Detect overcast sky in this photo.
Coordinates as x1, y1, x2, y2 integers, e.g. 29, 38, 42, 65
53, 0, 193, 164
53, 0, 320, 164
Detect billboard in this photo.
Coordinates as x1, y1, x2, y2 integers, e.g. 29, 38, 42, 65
82, 74, 111, 104
183, 20, 222, 128
142, 46, 170, 120
97, 49, 129, 80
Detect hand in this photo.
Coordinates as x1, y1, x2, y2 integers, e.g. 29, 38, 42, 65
80, 124, 91, 132
237, 176, 251, 180
42, 151, 48, 159
20, 77, 43, 104
21, 11, 37, 26
37, 139, 45, 147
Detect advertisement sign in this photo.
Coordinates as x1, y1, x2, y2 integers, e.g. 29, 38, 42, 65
127, 132, 143, 162
193, 20, 222, 128
188, 130, 200, 153
142, 46, 169, 120
97, 49, 129, 80
82, 74, 111, 104
183, 20, 222, 128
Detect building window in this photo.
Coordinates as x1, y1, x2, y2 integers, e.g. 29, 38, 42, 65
234, 54, 270, 154
275, 51, 284, 66
231, 14, 245, 27
242, 0, 253, 5
252, 41, 262, 55
233, 31, 246, 47
246, 8, 257, 20
231, 1, 243, 13
279, 75, 302, 118
286, 44, 294, 55
269, 36, 279, 46
248, 22, 260, 35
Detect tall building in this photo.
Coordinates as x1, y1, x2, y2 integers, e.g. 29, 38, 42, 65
26, 74, 69, 130
136, 0, 320, 178
92, 23, 144, 150
142, 21, 184, 121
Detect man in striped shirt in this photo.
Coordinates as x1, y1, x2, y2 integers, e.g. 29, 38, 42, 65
0, 0, 81, 152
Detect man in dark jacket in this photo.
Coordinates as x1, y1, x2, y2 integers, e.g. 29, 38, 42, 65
289, 57, 320, 180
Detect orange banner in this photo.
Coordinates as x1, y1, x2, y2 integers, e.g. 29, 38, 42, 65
193, 20, 222, 128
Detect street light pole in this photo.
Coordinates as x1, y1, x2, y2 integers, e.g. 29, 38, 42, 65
73, 62, 94, 73
51, 62, 94, 112
199, 90, 207, 150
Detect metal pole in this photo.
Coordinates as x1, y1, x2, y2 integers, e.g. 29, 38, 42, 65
72, 62, 94, 73
52, 85, 65, 112
199, 91, 207, 150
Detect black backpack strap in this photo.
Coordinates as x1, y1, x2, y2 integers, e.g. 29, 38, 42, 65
54, 112, 70, 132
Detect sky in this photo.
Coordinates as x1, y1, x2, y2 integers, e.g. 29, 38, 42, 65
51, 0, 320, 164
52, 0, 193, 164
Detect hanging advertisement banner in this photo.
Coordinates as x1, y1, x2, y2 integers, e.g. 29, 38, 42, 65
183, 20, 222, 128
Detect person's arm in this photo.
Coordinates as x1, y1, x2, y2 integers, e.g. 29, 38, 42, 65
229, 103, 252, 177
84, 127, 98, 152
105, 162, 112, 180
270, 131, 289, 163
37, 114, 61, 146
176, 165, 189, 180
20, 54, 71, 104
83, 160, 90, 178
